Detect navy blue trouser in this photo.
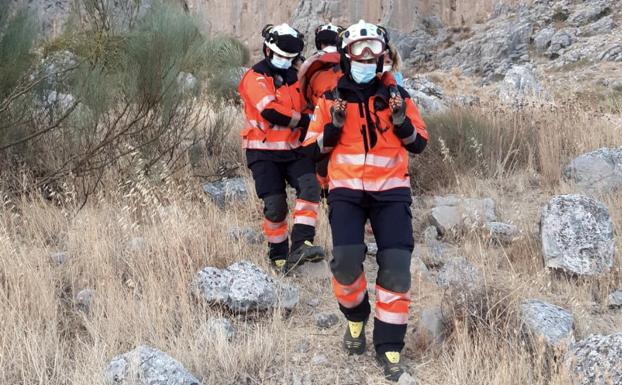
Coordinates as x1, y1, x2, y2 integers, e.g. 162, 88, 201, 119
328, 189, 414, 354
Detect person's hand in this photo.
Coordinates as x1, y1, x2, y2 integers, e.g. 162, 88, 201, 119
389, 93, 406, 126
330, 98, 347, 128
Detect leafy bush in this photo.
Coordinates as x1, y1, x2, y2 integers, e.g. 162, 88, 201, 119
1, 0, 247, 197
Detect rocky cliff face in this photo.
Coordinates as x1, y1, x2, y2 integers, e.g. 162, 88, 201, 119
11, 0, 510, 55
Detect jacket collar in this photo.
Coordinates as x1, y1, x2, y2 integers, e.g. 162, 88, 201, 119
252, 59, 298, 86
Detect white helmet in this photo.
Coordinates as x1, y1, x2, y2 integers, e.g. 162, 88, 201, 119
262, 23, 304, 58
340, 20, 387, 60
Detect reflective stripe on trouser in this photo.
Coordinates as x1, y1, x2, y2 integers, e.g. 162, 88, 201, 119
263, 219, 288, 244
375, 285, 411, 325
332, 273, 367, 309
293, 199, 319, 227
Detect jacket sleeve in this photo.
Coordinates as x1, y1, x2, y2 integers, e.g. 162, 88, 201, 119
301, 97, 333, 161
396, 88, 429, 154
240, 72, 307, 129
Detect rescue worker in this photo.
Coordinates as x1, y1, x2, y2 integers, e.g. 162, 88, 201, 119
383, 43, 404, 86
298, 23, 344, 196
302, 20, 429, 381
238, 23, 325, 273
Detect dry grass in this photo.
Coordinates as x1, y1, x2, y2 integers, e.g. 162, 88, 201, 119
1, 95, 622, 385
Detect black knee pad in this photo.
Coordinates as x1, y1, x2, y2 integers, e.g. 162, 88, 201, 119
263, 194, 288, 222
377, 248, 412, 293
330, 244, 367, 285
297, 173, 321, 203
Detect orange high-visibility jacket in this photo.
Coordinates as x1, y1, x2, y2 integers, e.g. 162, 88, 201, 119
298, 51, 342, 109
238, 60, 307, 151
303, 76, 428, 192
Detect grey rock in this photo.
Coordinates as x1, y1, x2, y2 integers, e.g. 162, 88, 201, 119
306, 298, 320, 308
499, 65, 545, 104
413, 307, 446, 348
430, 196, 497, 235
520, 299, 575, 348
600, 44, 622, 62
581, 15, 615, 37
228, 227, 264, 245
409, 91, 447, 114
50, 251, 69, 265
191, 261, 299, 312
439, 16, 533, 82
315, 312, 340, 329
436, 257, 483, 292
534, 27, 556, 51
416, 241, 460, 268
430, 205, 462, 236
568, 1, 612, 27
452, 95, 481, 107
295, 260, 331, 280
607, 289, 622, 308
565, 333, 622, 385
177, 72, 198, 94
43, 90, 76, 113
397, 372, 419, 385
198, 317, 236, 341
75, 289, 95, 313
311, 354, 328, 365
564, 147, 622, 194
540, 194, 615, 276
104, 345, 203, 385
486, 222, 519, 244
547, 28, 576, 58
403, 77, 444, 99
423, 226, 439, 244
612, 80, 622, 92
403, 76, 447, 114
202, 177, 247, 208
411, 255, 434, 283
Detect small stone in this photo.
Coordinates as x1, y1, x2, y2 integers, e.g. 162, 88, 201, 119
75, 289, 95, 313
314, 312, 340, 329
430, 196, 497, 235
50, 251, 69, 265
416, 242, 460, 268
191, 261, 299, 312
199, 318, 236, 341
612, 80, 622, 92
429, 206, 462, 236
311, 354, 328, 365
295, 260, 331, 280
228, 227, 264, 244
306, 298, 320, 307
413, 307, 446, 349
486, 222, 519, 244
397, 372, 419, 385
410, 255, 434, 283
520, 299, 575, 349
104, 345, 203, 385
202, 177, 248, 208
607, 289, 622, 308
423, 226, 439, 244
436, 257, 482, 292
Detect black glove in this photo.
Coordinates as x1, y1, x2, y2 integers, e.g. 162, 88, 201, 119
389, 93, 406, 127
330, 98, 347, 128
298, 113, 311, 130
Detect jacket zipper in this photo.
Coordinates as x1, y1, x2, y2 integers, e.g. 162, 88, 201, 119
358, 102, 369, 153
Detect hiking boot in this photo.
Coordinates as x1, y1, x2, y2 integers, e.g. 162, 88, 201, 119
282, 241, 325, 274
376, 351, 405, 382
269, 258, 287, 273
343, 321, 366, 355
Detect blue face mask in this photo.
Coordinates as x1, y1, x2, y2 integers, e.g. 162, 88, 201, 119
271, 55, 293, 70
350, 61, 378, 84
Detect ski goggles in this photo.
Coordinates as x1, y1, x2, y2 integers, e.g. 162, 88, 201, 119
346, 39, 386, 60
